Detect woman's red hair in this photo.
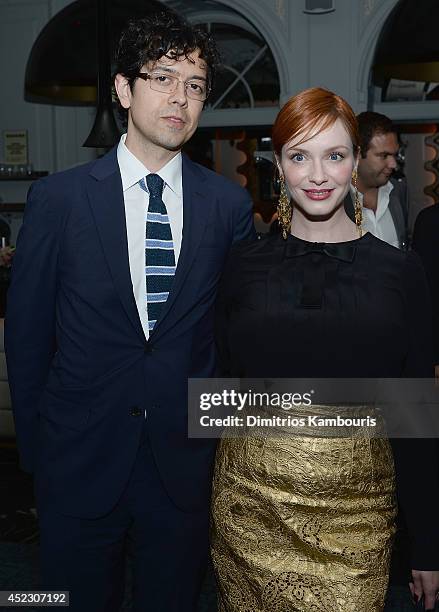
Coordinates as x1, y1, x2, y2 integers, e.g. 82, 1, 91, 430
272, 87, 359, 156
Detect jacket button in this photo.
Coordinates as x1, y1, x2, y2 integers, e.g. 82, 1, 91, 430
144, 344, 154, 354
129, 407, 142, 417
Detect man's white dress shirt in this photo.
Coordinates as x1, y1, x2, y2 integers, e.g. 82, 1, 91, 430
351, 181, 399, 248
117, 133, 183, 339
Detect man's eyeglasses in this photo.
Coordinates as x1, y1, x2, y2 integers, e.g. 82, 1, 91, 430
136, 71, 209, 102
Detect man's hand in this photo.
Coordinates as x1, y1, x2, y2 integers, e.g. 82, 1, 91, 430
410, 569, 439, 609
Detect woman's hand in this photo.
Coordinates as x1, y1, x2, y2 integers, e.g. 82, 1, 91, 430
410, 569, 439, 609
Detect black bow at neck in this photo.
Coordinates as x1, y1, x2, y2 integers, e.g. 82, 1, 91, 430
285, 239, 356, 263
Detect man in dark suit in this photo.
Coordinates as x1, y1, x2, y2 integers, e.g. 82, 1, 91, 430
345, 111, 409, 249
5, 11, 253, 612
413, 204, 439, 377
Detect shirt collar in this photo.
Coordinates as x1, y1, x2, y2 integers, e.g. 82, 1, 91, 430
117, 133, 182, 196
375, 180, 394, 220
380, 180, 394, 198
159, 151, 182, 197
350, 179, 394, 207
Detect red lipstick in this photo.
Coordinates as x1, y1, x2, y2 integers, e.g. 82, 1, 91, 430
303, 189, 334, 201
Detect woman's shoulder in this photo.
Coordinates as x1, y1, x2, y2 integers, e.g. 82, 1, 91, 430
228, 232, 282, 258
363, 232, 409, 260
221, 234, 283, 285
363, 233, 426, 281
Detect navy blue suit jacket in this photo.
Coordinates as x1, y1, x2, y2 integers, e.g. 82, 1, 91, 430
5, 147, 253, 518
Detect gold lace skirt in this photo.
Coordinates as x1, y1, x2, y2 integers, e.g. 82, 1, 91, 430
211, 412, 397, 612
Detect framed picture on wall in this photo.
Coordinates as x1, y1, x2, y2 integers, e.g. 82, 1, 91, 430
3, 130, 28, 165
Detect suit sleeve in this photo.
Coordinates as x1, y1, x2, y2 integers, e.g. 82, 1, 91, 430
391, 251, 439, 570
5, 180, 61, 473
215, 187, 254, 373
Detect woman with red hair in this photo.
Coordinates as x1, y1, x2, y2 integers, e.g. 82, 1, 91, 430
211, 87, 439, 611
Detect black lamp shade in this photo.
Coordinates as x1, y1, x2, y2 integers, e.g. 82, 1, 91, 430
25, 0, 167, 105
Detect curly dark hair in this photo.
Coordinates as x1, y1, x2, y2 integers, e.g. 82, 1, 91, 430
113, 10, 220, 125
357, 111, 397, 158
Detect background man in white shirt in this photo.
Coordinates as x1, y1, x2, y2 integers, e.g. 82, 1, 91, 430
5, 9, 254, 612
345, 111, 409, 249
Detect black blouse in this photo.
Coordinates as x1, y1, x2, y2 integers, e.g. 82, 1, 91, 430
216, 231, 439, 569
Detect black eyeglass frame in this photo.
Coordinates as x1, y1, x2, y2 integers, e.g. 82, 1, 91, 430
135, 71, 210, 102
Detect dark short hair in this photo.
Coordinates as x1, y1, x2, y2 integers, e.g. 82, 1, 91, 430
357, 111, 396, 158
113, 11, 220, 125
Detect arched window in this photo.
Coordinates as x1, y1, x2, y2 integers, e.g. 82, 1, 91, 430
204, 23, 279, 110
164, 0, 281, 126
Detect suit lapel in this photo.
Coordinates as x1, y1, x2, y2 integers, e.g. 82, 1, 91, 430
86, 148, 145, 342
388, 181, 407, 248
149, 155, 213, 340
388, 189, 400, 235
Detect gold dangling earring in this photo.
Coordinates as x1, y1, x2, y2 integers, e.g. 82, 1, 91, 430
351, 168, 363, 238
277, 175, 292, 240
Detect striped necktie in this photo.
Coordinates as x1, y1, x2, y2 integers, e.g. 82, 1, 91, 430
139, 174, 176, 332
